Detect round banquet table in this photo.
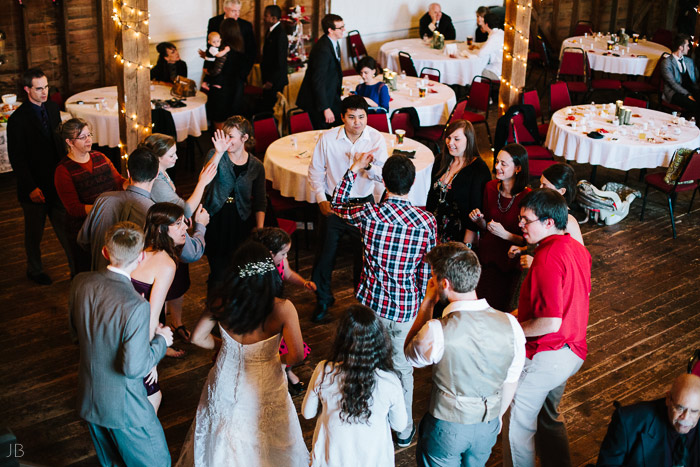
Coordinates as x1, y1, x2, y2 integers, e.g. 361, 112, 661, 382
65, 85, 208, 148
378, 38, 488, 85
343, 75, 456, 126
545, 104, 700, 170
560, 36, 671, 76
264, 131, 435, 206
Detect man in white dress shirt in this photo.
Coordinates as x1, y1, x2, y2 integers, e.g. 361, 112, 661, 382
307, 95, 388, 322
404, 242, 525, 466
472, 13, 505, 82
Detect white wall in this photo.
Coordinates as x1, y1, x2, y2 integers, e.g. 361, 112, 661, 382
148, 0, 217, 88
332, 0, 490, 69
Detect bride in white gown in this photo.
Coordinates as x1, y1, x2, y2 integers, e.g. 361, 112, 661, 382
176, 241, 309, 467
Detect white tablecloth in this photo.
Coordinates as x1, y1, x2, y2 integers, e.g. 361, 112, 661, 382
65, 85, 208, 148
545, 105, 700, 170
342, 75, 456, 126
264, 130, 434, 205
378, 39, 488, 86
560, 36, 671, 76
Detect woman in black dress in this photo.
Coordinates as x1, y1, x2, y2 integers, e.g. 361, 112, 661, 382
426, 120, 492, 244
151, 42, 188, 84
207, 18, 247, 130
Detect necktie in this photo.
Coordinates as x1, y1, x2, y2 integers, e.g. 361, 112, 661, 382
673, 434, 688, 467
40, 105, 50, 134
335, 42, 341, 61
680, 58, 687, 74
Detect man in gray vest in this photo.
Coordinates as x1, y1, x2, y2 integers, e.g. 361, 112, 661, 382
404, 242, 525, 465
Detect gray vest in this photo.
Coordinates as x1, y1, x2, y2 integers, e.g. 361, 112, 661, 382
430, 307, 515, 424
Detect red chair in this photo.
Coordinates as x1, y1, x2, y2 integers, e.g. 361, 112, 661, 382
556, 47, 589, 100
367, 107, 391, 133
688, 349, 700, 376
398, 51, 418, 77
527, 34, 553, 89
390, 108, 416, 138
461, 76, 493, 145
640, 149, 700, 238
621, 55, 664, 98
252, 112, 280, 160
573, 20, 594, 37
347, 30, 368, 68
420, 67, 441, 83
549, 81, 572, 116
652, 29, 673, 49
622, 97, 648, 108
288, 108, 313, 134
509, 112, 556, 176
521, 89, 549, 139
413, 98, 469, 144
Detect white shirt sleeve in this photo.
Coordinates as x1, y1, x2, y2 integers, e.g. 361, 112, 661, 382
301, 361, 324, 419
404, 319, 445, 368
504, 313, 526, 383
477, 29, 503, 61
365, 128, 388, 183
307, 137, 329, 204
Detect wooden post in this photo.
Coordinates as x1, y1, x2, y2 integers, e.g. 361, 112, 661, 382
498, 0, 533, 117
112, 0, 151, 171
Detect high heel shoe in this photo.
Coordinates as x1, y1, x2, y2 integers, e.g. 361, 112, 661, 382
288, 380, 305, 396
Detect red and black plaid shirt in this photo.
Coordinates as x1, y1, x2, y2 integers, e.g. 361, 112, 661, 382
332, 170, 437, 322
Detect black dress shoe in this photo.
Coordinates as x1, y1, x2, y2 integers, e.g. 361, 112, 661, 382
27, 272, 52, 285
311, 302, 331, 323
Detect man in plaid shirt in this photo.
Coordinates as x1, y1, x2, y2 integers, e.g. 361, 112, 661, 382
331, 151, 437, 447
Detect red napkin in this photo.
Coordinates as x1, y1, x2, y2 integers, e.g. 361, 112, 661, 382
428, 82, 435, 86
566, 115, 576, 121
389, 98, 394, 101
597, 128, 609, 133
429, 89, 438, 94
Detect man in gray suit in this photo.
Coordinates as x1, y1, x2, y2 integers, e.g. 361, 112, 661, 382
661, 33, 699, 116
69, 222, 174, 466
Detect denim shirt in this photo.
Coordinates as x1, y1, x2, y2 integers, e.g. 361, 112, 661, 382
203, 149, 266, 219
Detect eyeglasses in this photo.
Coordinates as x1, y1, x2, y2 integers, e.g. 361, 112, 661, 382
74, 133, 93, 141
332, 24, 346, 30
518, 215, 542, 226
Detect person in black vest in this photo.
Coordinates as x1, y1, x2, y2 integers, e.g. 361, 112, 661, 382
7, 68, 72, 284
261, 4, 289, 112
419, 3, 456, 41
597, 374, 700, 466
661, 33, 700, 118
296, 14, 344, 130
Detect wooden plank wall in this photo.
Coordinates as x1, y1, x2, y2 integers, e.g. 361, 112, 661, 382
531, 0, 676, 51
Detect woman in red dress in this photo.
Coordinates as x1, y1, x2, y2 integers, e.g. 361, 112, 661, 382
467, 143, 530, 311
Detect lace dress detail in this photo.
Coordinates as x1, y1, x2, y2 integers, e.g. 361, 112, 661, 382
176, 324, 309, 466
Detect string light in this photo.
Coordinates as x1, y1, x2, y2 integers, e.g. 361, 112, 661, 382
498, 0, 533, 113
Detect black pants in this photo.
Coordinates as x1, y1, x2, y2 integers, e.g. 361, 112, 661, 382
310, 195, 372, 305
307, 107, 341, 130
20, 200, 73, 276
671, 91, 700, 120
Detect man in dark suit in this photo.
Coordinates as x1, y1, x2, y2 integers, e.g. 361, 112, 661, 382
261, 4, 289, 112
206, 0, 256, 81
660, 33, 699, 117
419, 3, 456, 41
7, 68, 72, 284
597, 373, 700, 466
296, 14, 344, 129
70, 221, 173, 467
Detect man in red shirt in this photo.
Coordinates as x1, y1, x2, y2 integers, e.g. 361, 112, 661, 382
502, 188, 592, 467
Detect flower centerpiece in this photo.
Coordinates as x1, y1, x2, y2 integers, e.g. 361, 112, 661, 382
281, 5, 311, 72
382, 68, 398, 91
431, 31, 445, 50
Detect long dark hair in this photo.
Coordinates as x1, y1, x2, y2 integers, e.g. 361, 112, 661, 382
497, 143, 530, 195
436, 120, 480, 178
208, 241, 282, 334
143, 202, 185, 261
220, 18, 244, 53
321, 305, 396, 425
542, 163, 577, 205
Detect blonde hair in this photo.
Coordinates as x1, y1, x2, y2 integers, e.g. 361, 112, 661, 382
105, 222, 144, 267
208, 31, 221, 42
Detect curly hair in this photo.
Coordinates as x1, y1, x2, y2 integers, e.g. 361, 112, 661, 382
208, 241, 282, 334
143, 202, 185, 262
321, 305, 396, 425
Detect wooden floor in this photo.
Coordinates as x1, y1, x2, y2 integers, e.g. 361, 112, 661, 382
2, 92, 700, 466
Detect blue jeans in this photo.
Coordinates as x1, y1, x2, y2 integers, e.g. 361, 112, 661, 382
417, 412, 500, 467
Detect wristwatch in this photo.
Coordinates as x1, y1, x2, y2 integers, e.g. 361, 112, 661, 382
465, 242, 473, 249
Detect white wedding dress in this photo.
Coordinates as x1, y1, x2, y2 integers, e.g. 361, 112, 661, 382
176, 325, 309, 467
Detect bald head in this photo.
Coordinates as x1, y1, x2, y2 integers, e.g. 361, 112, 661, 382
428, 3, 442, 23
666, 374, 700, 434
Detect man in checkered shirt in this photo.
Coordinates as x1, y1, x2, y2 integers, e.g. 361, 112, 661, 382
331, 151, 437, 447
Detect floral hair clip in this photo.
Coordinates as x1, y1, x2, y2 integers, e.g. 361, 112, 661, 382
238, 259, 275, 278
